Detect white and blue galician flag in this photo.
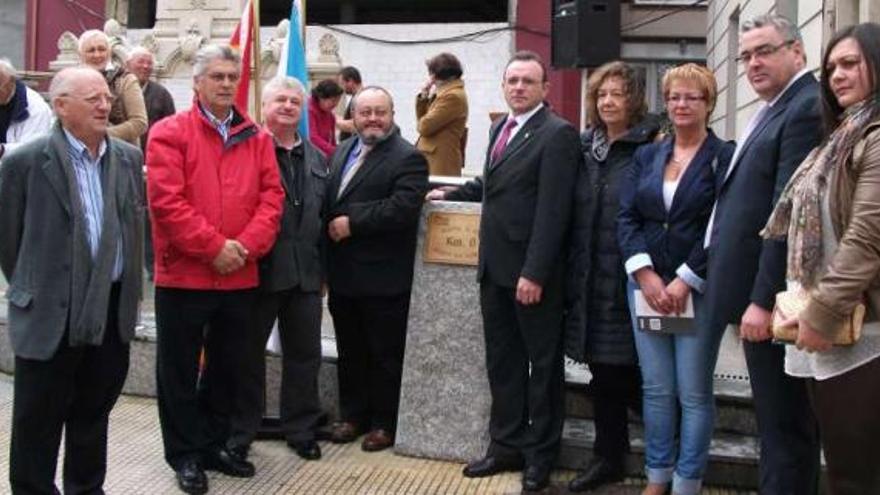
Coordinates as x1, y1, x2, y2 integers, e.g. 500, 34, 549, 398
277, 0, 309, 138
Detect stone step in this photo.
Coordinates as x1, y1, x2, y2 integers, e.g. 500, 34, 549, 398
559, 418, 759, 490
564, 384, 758, 437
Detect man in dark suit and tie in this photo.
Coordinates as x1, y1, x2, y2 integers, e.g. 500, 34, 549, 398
0, 67, 144, 494
427, 51, 581, 491
325, 86, 428, 452
702, 14, 821, 495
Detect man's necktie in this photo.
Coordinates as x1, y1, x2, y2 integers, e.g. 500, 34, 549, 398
337, 144, 372, 199
490, 118, 518, 165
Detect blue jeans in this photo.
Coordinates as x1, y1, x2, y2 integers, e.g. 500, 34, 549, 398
627, 281, 724, 495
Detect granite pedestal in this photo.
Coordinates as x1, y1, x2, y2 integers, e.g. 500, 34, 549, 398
394, 201, 491, 462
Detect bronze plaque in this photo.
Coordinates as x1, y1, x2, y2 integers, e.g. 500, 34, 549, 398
424, 211, 480, 266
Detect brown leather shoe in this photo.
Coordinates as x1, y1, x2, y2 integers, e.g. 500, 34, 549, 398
329, 421, 361, 444
361, 429, 394, 452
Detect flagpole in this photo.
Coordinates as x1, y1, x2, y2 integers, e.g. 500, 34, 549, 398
301, 0, 307, 51
252, 0, 262, 122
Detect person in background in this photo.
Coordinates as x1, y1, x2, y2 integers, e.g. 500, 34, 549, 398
617, 63, 735, 495
416, 52, 468, 176
147, 44, 283, 494
126, 47, 176, 156
701, 14, 823, 495
1, 66, 144, 495
309, 78, 344, 156
78, 29, 147, 147
0, 58, 53, 161
126, 46, 176, 282
337, 66, 362, 141
565, 60, 661, 493
226, 75, 329, 462
761, 21, 880, 495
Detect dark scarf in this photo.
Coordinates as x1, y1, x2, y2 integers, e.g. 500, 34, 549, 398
762, 99, 880, 288
1, 81, 29, 144
54, 127, 123, 346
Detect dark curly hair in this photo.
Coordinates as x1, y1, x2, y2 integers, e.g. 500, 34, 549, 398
311, 78, 343, 101
426, 52, 463, 81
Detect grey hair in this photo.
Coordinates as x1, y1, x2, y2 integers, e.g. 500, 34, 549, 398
351, 85, 395, 113
0, 58, 16, 78
127, 46, 154, 62
78, 29, 109, 53
262, 75, 306, 103
48, 67, 105, 102
741, 14, 803, 43
192, 44, 240, 78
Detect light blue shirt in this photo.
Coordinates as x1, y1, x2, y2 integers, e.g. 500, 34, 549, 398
199, 103, 234, 142
63, 129, 123, 281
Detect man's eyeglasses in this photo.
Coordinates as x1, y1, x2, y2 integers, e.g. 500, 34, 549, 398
206, 72, 241, 83
736, 40, 795, 64
59, 93, 116, 106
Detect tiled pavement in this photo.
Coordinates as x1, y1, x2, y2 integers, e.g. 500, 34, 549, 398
0, 374, 754, 495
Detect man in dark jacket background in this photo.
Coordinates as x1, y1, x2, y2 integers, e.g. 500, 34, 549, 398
226, 75, 329, 462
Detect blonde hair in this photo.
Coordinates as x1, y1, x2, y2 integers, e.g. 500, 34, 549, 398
662, 63, 718, 114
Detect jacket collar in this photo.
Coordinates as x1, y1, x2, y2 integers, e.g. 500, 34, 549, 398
8, 81, 30, 123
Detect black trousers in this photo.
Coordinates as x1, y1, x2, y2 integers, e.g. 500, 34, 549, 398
327, 291, 410, 432
479, 276, 565, 468
807, 356, 880, 495
743, 340, 820, 495
155, 287, 255, 470
588, 362, 642, 467
228, 287, 323, 448
10, 284, 129, 495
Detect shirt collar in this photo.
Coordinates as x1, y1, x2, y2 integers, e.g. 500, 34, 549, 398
510, 102, 544, 127
63, 128, 107, 161
198, 102, 233, 129
768, 68, 811, 107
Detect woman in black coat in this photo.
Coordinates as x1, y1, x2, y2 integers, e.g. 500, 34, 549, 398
565, 61, 661, 493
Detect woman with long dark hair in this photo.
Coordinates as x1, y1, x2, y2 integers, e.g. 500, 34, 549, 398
762, 22, 880, 494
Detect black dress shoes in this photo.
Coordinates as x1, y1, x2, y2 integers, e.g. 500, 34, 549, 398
462, 455, 525, 478
205, 447, 256, 478
176, 459, 208, 494
568, 456, 624, 492
522, 464, 552, 492
289, 439, 322, 460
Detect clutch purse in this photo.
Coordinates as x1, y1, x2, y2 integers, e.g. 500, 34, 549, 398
771, 289, 865, 345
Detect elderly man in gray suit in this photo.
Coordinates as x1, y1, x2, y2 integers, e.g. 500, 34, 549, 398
0, 67, 144, 494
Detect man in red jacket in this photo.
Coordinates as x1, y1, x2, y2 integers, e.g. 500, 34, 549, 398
146, 44, 283, 495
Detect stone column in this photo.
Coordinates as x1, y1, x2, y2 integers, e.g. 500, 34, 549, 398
394, 201, 491, 462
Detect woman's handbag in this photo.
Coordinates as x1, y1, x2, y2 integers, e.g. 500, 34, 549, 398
771, 289, 865, 345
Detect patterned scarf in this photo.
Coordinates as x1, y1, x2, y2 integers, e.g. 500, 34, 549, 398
590, 126, 610, 162
762, 100, 879, 288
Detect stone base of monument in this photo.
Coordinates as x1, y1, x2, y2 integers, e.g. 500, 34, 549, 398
394, 201, 491, 462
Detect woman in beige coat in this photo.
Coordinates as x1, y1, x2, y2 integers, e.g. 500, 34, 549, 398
416, 52, 468, 176
78, 29, 148, 147
762, 22, 880, 494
